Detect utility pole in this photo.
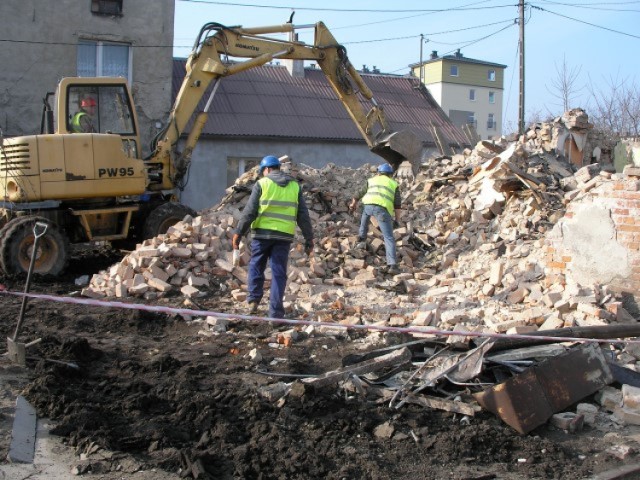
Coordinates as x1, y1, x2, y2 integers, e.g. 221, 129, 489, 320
518, 0, 525, 134
419, 34, 424, 85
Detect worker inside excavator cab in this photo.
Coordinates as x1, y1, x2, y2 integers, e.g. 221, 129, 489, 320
71, 96, 97, 133
67, 85, 136, 136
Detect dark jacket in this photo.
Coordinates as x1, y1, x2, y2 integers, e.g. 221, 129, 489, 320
235, 170, 313, 243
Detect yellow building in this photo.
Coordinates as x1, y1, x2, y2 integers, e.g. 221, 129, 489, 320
411, 50, 507, 140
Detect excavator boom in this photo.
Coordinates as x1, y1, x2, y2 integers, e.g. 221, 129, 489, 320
154, 21, 421, 187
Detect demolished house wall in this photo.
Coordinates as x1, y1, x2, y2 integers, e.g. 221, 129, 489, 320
178, 138, 435, 212
546, 167, 640, 298
525, 108, 616, 171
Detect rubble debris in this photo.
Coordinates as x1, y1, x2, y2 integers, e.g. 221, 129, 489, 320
300, 347, 412, 388
76, 108, 640, 440
82, 109, 637, 360
474, 343, 613, 434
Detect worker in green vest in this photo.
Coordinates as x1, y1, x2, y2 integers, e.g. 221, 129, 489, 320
349, 163, 402, 275
232, 156, 314, 318
71, 97, 97, 133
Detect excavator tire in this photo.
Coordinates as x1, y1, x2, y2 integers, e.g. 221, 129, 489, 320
0, 216, 69, 276
142, 202, 196, 240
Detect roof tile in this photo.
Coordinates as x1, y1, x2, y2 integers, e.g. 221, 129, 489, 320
172, 59, 470, 147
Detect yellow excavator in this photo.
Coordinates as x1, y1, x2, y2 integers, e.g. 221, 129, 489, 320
0, 21, 421, 276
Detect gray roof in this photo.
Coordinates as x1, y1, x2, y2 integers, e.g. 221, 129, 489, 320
172, 59, 470, 148
410, 55, 507, 69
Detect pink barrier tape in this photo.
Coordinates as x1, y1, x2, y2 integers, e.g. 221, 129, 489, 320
1, 288, 640, 345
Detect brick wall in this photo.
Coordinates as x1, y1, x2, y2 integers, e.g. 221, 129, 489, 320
545, 168, 640, 296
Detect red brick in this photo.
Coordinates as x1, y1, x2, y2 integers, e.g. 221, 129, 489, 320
619, 225, 640, 233
561, 256, 572, 262
548, 261, 566, 270
620, 192, 640, 200
613, 208, 630, 215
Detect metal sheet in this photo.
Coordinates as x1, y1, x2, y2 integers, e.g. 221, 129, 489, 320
474, 368, 553, 435
535, 343, 613, 412
475, 344, 613, 434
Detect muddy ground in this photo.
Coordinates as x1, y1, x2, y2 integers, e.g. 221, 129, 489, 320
0, 247, 637, 480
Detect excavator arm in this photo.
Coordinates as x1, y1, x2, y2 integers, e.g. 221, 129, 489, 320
151, 21, 421, 190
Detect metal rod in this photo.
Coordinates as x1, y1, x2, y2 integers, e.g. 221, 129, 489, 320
12, 222, 48, 342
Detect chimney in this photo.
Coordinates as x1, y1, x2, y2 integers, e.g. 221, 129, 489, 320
455, 49, 462, 58
372, 66, 380, 74
362, 65, 370, 73
430, 50, 438, 59
284, 31, 304, 77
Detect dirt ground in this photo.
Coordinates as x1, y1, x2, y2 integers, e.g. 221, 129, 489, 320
0, 247, 638, 480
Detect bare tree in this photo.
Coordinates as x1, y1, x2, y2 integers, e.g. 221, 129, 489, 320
546, 55, 584, 114
586, 73, 640, 139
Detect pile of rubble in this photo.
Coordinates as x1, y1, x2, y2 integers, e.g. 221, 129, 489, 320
81, 111, 640, 436
84, 116, 635, 341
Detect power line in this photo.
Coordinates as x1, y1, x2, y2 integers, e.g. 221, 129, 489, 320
387, 21, 516, 73
531, 5, 640, 39
320, 1, 503, 31
178, 0, 519, 13
536, 0, 640, 10
343, 19, 516, 45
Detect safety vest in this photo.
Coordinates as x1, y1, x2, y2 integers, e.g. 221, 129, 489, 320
251, 177, 300, 235
362, 175, 397, 216
71, 112, 87, 133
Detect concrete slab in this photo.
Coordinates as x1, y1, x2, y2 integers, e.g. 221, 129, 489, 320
1, 419, 77, 479
8, 395, 36, 463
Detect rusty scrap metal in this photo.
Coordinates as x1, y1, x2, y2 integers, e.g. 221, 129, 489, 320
475, 343, 613, 434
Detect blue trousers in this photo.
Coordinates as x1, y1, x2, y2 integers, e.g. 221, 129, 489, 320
247, 238, 291, 318
358, 204, 397, 266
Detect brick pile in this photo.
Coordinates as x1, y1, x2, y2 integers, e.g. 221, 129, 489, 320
83, 113, 638, 346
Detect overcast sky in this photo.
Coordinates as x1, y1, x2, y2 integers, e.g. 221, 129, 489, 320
173, 0, 640, 134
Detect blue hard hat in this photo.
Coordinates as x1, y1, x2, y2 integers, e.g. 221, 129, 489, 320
377, 163, 394, 174
259, 155, 281, 172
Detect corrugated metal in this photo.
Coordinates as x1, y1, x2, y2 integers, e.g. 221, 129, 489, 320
172, 59, 470, 147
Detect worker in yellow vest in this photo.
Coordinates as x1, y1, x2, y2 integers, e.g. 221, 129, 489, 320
71, 97, 97, 133
349, 163, 402, 275
232, 156, 314, 318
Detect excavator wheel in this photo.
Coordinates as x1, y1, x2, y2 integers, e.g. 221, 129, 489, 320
142, 202, 196, 240
0, 216, 69, 276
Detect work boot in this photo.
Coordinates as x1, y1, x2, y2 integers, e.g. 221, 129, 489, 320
248, 301, 259, 314
387, 264, 401, 275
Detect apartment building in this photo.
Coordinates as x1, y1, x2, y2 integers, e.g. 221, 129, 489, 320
411, 50, 506, 140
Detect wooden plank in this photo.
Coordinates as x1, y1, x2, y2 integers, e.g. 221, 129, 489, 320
487, 344, 567, 362
301, 347, 412, 388
403, 393, 479, 416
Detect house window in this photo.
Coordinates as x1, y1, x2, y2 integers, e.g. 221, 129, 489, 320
467, 113, 476, 128
450, 65, 458, 77
469, 89, 476, 101
489, 91, 495, 104
488, 69, 496, 81
78, 41, 131, 82
91, 0, 123, 15
227, 157, 260, 187
487, 114, 496, 129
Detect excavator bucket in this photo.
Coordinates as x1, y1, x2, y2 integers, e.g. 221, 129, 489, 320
370, 130, 422, 177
